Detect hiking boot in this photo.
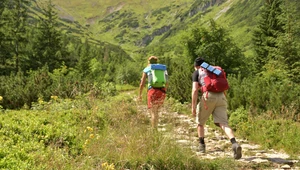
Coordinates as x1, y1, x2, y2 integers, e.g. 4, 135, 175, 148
199, 143, 206, 153
232, 143, 242, 159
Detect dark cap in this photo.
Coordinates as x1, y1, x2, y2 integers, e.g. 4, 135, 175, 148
194, 57, 205, 66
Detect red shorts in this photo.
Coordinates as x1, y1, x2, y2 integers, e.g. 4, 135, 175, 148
147, 88, 166, 109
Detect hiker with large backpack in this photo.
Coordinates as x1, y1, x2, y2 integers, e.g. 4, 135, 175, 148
191, 57, 242, 159
139, 56, 168, 128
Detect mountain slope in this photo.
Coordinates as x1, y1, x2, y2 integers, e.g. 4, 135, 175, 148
25, 0, 133, 61
34, 0, 300, 60
46, 0, 225, 54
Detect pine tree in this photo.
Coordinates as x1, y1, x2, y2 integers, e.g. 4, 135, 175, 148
0, 0, 9, 74
253, 0, 300, 82
0, 0, 29, 74
277, 0, 300, 82
8, 0, 29, 73
31, 0, 69, 72
76, 39, 92, 78
252, 0, 285, 73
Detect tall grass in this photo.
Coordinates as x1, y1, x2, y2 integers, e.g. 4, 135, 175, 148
70, 92, 236, 169
233, 114, 300, 157
3, 87, 300, 169
0, 90, 241, 169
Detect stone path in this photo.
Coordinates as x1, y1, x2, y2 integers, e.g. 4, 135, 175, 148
136, 102, 300, 170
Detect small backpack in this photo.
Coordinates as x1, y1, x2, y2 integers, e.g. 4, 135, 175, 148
148, 64, 168, 88
198, 62, 229, 93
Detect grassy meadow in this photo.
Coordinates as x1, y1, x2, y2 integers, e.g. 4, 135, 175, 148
1, 86, 300, 169
0, 88, 242, 169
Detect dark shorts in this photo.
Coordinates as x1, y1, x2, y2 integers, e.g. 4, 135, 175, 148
147, 88, 166, 109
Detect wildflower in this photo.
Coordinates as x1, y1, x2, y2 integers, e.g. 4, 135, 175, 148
102, 162, 115, 170
84, 139, 89, 146
89, 134, 94, 139
0, 96, 2, 101
102, 162, 108, 167
50, 95, 58, 100
108, 163, 115, 170
86, 126, 93, 132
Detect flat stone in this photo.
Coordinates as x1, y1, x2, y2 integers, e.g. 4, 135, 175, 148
241, 143, 261, 150
265, 153, 290, 159
250, 158, 269, 163
255, 153, 263, 157
158, 128, 166, 132
176, 140, 190, 145
281, 164, 291, 169
267, 158, 296, 165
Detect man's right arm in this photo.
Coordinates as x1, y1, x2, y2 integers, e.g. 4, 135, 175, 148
139, 72, 147, 100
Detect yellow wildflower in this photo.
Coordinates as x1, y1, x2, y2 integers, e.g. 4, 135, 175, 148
50, 96, 58, 100
86, 126, 93, 132
108, 164, 115, 170
102, 162, 108, 167
0, 96, 2, 101
89, 134, 94, 139
84, 139, 89, 145
101, 162, 115, 170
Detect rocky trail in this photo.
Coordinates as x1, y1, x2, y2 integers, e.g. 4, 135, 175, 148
135, 102, 300, 170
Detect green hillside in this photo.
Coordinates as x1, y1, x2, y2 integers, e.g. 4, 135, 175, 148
30, 0, 300, 60
27, 0, 131, 58
46, 0, 222, 56
39, 1, 250, 55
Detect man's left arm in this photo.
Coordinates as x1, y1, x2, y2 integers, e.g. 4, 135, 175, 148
191, 82, 199, 116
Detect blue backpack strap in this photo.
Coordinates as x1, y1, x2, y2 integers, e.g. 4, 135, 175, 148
200, 62, 222, 76
150, 64, 167, 70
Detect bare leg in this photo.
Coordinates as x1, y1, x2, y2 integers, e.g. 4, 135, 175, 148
151, 105, 159, 128
219, 123, 235, 139
219, 123, 242, 159
198, 124, 205, 137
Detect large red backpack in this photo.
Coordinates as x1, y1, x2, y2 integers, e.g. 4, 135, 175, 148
198, 63, 229, 93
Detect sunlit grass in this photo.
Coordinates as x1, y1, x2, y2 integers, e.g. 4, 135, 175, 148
2, 88, 299, 169
0, 90, 243, 169
116, 84, 136, 91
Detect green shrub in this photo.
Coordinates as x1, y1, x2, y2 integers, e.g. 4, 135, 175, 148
167, 58, 192, 103
0, 68, 53, 109
228, 107, 248, 131
0, 65, 119, 109
88, 81, 117, 99
115, 62, 141, 86
0, 72, 28, 109
236, 117, 300, 155
227, 75, 300, 119
165, 97, 190, 115
49, 65, 85, 98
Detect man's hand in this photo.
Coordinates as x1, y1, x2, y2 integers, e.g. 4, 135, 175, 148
192, 108, 196, 117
